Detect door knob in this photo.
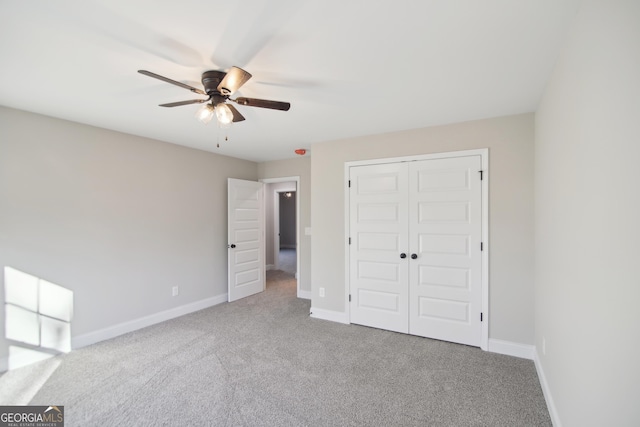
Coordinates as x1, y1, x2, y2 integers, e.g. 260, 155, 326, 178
228, 244, 236, 249
400, 253, 407, 259
411, 253, 418, 259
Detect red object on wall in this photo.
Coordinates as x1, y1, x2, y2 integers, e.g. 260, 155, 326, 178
295, 149, 307, 155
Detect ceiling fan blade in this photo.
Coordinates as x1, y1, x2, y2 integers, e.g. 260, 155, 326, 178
138, 70, 206, 95
159, 99, 209, 107
226, 104, 246, 122
217, 66, 252, 95
233, 97, 291, 111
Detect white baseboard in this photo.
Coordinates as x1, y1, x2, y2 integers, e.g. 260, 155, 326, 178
534, 350, 562, 427
309, 307, 350, 324
297, 290, 312, 300
266, 264, 275, 271
71, 293, 228, 349
488, 338, 535, 360
0, 355, 8, 372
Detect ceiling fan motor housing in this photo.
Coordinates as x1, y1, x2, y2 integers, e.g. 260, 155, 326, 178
202, 70, 228, 97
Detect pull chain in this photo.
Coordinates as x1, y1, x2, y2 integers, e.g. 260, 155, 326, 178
216, 124, 230, 148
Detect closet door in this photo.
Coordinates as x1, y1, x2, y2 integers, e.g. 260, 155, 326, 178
349, 162, 409, 333
408, 156, 482, 346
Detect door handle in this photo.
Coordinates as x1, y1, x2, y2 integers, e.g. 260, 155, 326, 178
411, 253, 418, 259
400, 253, 407, 259
228, 244, 236, 249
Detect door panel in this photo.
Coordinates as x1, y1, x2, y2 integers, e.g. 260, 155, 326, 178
357, 232, 399, 251
418, 201, 470, 223
359, 289, 400, 311
409, 156, 482, 346
228, 178, 265, 302
420, 234, 469, 256
418, 265, 470, 289
349, 163, 409, 333
418, 297, 469, 322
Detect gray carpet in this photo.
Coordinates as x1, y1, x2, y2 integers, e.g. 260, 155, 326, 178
278, 247, 296, 276
0, 271, 551, 426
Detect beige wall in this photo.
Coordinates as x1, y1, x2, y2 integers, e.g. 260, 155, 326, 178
258, 157, 311, 293
0, 106, 257, 364
535, 0, 640, 425
310, 113, 535, 344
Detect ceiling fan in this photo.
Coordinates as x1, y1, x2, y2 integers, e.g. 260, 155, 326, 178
138, 66, 290, 125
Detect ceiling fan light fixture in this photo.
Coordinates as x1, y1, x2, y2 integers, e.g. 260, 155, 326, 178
139, 66, 289, 127
196, 104, 215, 124
215, 103, 234, 125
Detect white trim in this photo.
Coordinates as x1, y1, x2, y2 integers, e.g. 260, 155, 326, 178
273, 190, 280, 270
535, 350, 562, 427
266, 264, 275, 271
488, 338, 535, 360
310, 307, 350, 324
345, 149, 490, 167
0, 355, 8, 372
344, 148, 490, 350
71, 294, 228, 349
297, 290, 312, 300
480, 149, 489, 351
343, 165, 351, 321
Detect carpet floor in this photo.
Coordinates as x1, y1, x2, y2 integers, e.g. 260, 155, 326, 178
1, 270, 551, 426
278, 248, 296, 276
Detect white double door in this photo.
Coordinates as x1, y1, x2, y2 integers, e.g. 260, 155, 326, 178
349, 155, 483, 346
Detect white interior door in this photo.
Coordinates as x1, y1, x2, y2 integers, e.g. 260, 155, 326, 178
349, 162, 409, 333
348, 155, 483, 347
228, 178, 265, 302
408, 156, 482, 346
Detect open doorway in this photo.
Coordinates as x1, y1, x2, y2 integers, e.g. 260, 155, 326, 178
277, 190, 297, 276
260, 177, 301, 295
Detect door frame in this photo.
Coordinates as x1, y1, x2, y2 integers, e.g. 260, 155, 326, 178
260, 176, 302, 297
344, 149, 489, 350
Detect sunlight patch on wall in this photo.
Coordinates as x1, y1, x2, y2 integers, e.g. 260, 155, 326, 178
4, 266, 73, 370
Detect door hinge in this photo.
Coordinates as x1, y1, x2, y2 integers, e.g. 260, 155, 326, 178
481, 242, 484, 251
481, 312, 483, 322
348, 180, 351, 187
348, 237, 351, 245
349, 294, 351, 302
479, 170, 484, 180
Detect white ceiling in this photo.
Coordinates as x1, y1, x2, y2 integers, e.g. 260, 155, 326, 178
0, 0, 581, 162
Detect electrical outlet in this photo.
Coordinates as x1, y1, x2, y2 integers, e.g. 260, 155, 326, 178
172, 286, 179, 297
542, 337, 546, 356
319, 287, 325, 297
